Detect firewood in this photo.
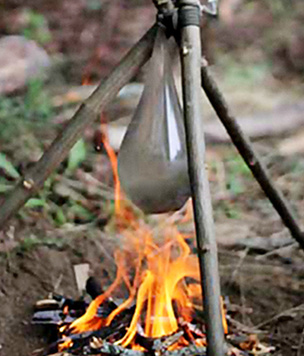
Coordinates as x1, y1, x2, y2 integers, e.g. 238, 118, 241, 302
89, 340, 206, 356
135, 330, 184, 352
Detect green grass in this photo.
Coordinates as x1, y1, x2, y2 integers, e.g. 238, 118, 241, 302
16, 235, 66, 253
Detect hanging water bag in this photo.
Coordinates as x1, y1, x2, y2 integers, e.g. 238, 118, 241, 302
118, 27, 190, 214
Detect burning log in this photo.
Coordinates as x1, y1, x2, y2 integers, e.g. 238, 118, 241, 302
86, 277, 103, 300
32, 295, 87, 326
32, 310, 74, 326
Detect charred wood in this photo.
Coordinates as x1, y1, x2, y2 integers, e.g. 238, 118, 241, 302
88, 340, 206, 356
135, 330, 184, 352
86, 277, 103, 299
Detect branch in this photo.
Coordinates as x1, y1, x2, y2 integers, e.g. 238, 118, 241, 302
178, 1, 226, 356
200, 63, 304, 250
0, 24, 158, 229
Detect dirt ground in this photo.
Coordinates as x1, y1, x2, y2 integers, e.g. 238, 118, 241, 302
0, 222, 303, 356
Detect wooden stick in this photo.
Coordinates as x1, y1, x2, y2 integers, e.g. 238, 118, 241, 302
0, 24, 157, 229
200, 64, 304, 250
178, 1, 226, 356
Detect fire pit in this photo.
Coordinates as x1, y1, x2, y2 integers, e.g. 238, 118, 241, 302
31, 225, 273, 356
31, 143, 273, 356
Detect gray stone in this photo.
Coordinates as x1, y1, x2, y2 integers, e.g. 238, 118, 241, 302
0, 35, 51, 95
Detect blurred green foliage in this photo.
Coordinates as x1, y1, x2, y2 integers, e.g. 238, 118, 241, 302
22, 9, 52, 45
16, 235, 66, 253
224, 62, 270, 88
67, 139, 87, 172
211, 151, 252, 220
85, 0, 104, 11
225, 153, 251, 196
0, 79, 53, 145
0, 153, 20, 179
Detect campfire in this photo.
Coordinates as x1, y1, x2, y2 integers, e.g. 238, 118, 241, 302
59, 226, 213, 354
32, 138, 274, 356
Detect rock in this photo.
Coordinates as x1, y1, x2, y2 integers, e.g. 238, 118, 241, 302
0, 35, 51, 95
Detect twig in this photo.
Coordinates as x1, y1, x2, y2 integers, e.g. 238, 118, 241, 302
253, 304, 304, 329
200, 63, 304, 250
53, 273, 63, 294
226, 316, 264, 335
0, 24, 158, 229
239, 273, 249, 327
255, 242, 298, 261
230, 247, 250, 282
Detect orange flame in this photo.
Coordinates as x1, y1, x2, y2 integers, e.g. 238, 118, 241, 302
63, 127, 227, 350
100, 124, 121, 214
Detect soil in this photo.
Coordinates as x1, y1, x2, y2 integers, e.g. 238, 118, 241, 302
0, 228, 119, 356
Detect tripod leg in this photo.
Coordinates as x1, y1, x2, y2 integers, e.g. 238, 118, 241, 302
201, 64, 304, 250
178, 2, 226, 355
